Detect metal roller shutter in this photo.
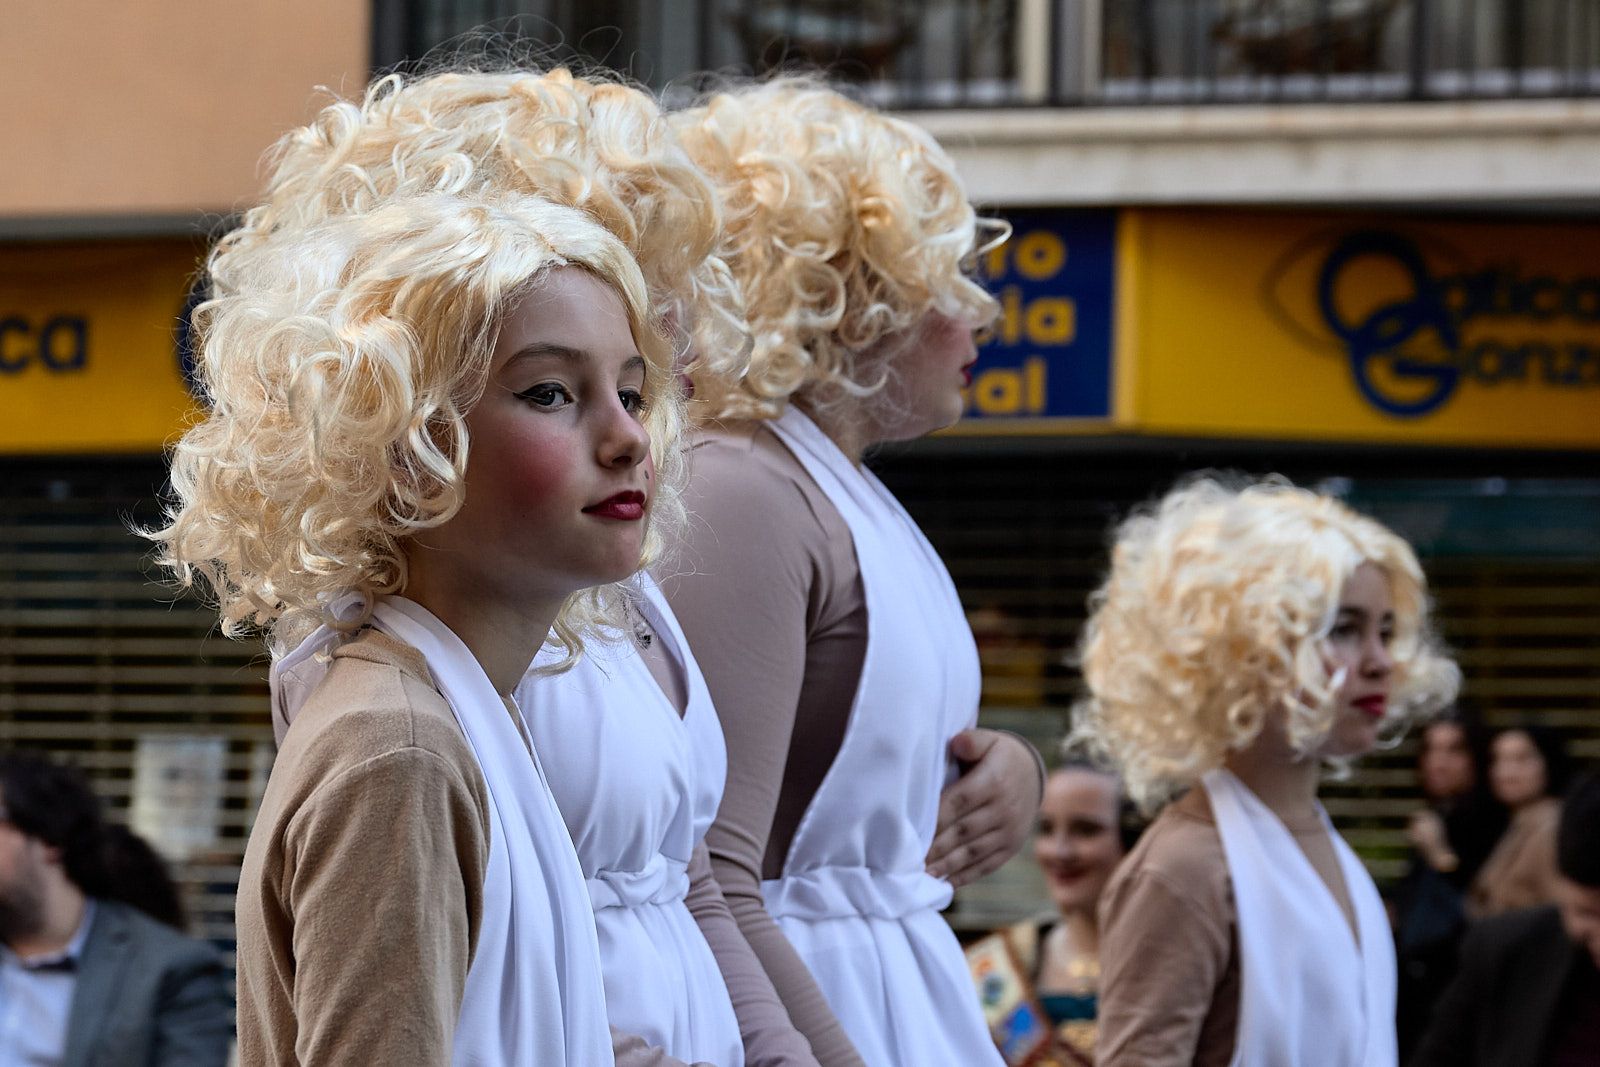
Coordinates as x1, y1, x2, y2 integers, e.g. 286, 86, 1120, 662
2, 446, 1596, 954
0, 457, 270, 973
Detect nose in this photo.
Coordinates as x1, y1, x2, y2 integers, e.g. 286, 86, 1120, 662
597, 399, 650, 471
957, 324, 978, 361
1363, 632, 1395, 679
1048, 830, 1079, 863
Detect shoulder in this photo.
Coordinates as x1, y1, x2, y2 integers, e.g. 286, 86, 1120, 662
277, 629, 482, 798
1108, 789, 1228, 905
88, 901, 222, 974
263, 630, 489, 846
685, 423, 848, 547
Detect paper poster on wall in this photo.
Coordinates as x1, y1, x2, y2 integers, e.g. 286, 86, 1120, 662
130, 734, 227, 862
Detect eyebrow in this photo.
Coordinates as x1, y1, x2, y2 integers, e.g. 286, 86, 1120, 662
507, 342, 645, 376
1336, 606, 1397, 622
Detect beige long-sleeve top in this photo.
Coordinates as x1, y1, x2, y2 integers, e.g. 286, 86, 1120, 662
1096, 785, 1358, 1067
235, 628, 699, 1067
660, 423, 874, 1067
1467, 796, 1562, 919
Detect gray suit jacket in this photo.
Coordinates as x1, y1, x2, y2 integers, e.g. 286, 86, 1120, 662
62, 900, 232, 1067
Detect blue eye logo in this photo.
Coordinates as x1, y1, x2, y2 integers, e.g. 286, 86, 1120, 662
1264, 228, 1600, 419
1317, 231, 1462, 417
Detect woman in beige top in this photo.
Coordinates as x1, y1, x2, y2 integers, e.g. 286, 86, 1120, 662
664, 80, 1043, 1066
1073, 477, 1460, 1067
1468, 725, 1568, 918
184, 68, 812, 1066
155, 183, 693, 1062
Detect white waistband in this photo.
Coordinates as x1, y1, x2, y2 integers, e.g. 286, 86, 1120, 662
586, 854, 690, 912
762, 865, 953, 922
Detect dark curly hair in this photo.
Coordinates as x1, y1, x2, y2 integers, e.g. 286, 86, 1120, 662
0, 750, 186, 929
0, 750, 112, 896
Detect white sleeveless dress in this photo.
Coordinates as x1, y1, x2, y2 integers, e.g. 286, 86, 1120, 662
759, 408, 1003, 1067
1203, 768, 1397, 1067
515, 574, 745, 1066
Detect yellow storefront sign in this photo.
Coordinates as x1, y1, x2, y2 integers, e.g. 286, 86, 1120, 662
6, 216, 1598, 454
2, 240, 203, 454
1117, 210, 1600, 448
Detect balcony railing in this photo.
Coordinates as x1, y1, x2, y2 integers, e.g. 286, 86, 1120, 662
371, 0, 1600, 106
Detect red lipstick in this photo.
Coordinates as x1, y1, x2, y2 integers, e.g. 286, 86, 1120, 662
961, 361, 977, 387
1354, 695, 1387, 720
583, 491, 646, 521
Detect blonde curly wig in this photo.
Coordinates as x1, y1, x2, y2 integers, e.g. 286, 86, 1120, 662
220, 67, 746, 413
154, 191, 681, 656
1072, 476, 1460, 813
671, 78, 1004, 434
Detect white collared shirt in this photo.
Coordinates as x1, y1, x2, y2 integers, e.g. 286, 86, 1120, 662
0, 899, 95, 1067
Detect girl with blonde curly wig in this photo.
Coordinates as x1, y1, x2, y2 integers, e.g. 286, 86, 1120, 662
224, 66, 746, 417
210, 69, 819, 1067
157, 188, 680, 1065
660, 80, 1038, 1067
1077, 476, 1460, 1067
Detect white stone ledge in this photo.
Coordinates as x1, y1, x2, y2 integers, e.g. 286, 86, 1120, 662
900, 99, 1600, 208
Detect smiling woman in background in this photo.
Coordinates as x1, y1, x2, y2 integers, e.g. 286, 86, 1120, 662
1029, 758, 1131, 1061
1468, 724, 1569, 919
1075, 476, 1460, 1067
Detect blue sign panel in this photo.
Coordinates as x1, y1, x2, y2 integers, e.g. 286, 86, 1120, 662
961, 209, 1116, 425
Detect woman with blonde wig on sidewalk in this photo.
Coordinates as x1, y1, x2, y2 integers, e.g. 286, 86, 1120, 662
662, 80, 1036, 1066
1076, 476, 1461, 1067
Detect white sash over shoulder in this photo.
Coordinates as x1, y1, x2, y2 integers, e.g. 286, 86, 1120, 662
761, 408, 1001, 1067
1203, 768, 1396, 1067
271, 597, 614, 1067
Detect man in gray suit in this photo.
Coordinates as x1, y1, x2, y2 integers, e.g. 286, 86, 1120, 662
0, 751, 231, 1067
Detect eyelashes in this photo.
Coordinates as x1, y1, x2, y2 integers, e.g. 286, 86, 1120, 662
514, 381, 649, 417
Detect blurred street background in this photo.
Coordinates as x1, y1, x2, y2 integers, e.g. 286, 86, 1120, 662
1, 0, 1597, 977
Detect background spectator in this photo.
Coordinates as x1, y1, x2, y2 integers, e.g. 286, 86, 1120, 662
0, 750, 230, 1067
1411, 768, 1600, 1066
1468, 725, 1570, 918
1029, 759, 1132, 1059
1392, 713, 1508, 1055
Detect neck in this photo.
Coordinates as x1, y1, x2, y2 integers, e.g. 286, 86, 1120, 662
1513, 795, 1551, 816
1223, 718, 1323, 822
795, 398, 872, 466
6, 879, 86, 961
1059, 908, 1100, 959
401, 553, 563, 696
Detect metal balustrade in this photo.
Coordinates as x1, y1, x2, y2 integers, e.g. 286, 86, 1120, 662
371, 0, 1600, 107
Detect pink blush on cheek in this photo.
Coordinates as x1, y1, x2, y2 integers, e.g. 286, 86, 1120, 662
500, 443, 573, 513
467, 414, 575, 517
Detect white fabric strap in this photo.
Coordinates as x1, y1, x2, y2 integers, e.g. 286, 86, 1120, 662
761, 408, 1001, 1067
270, 597, 614, 1066
1203, 768, 1396, 1067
